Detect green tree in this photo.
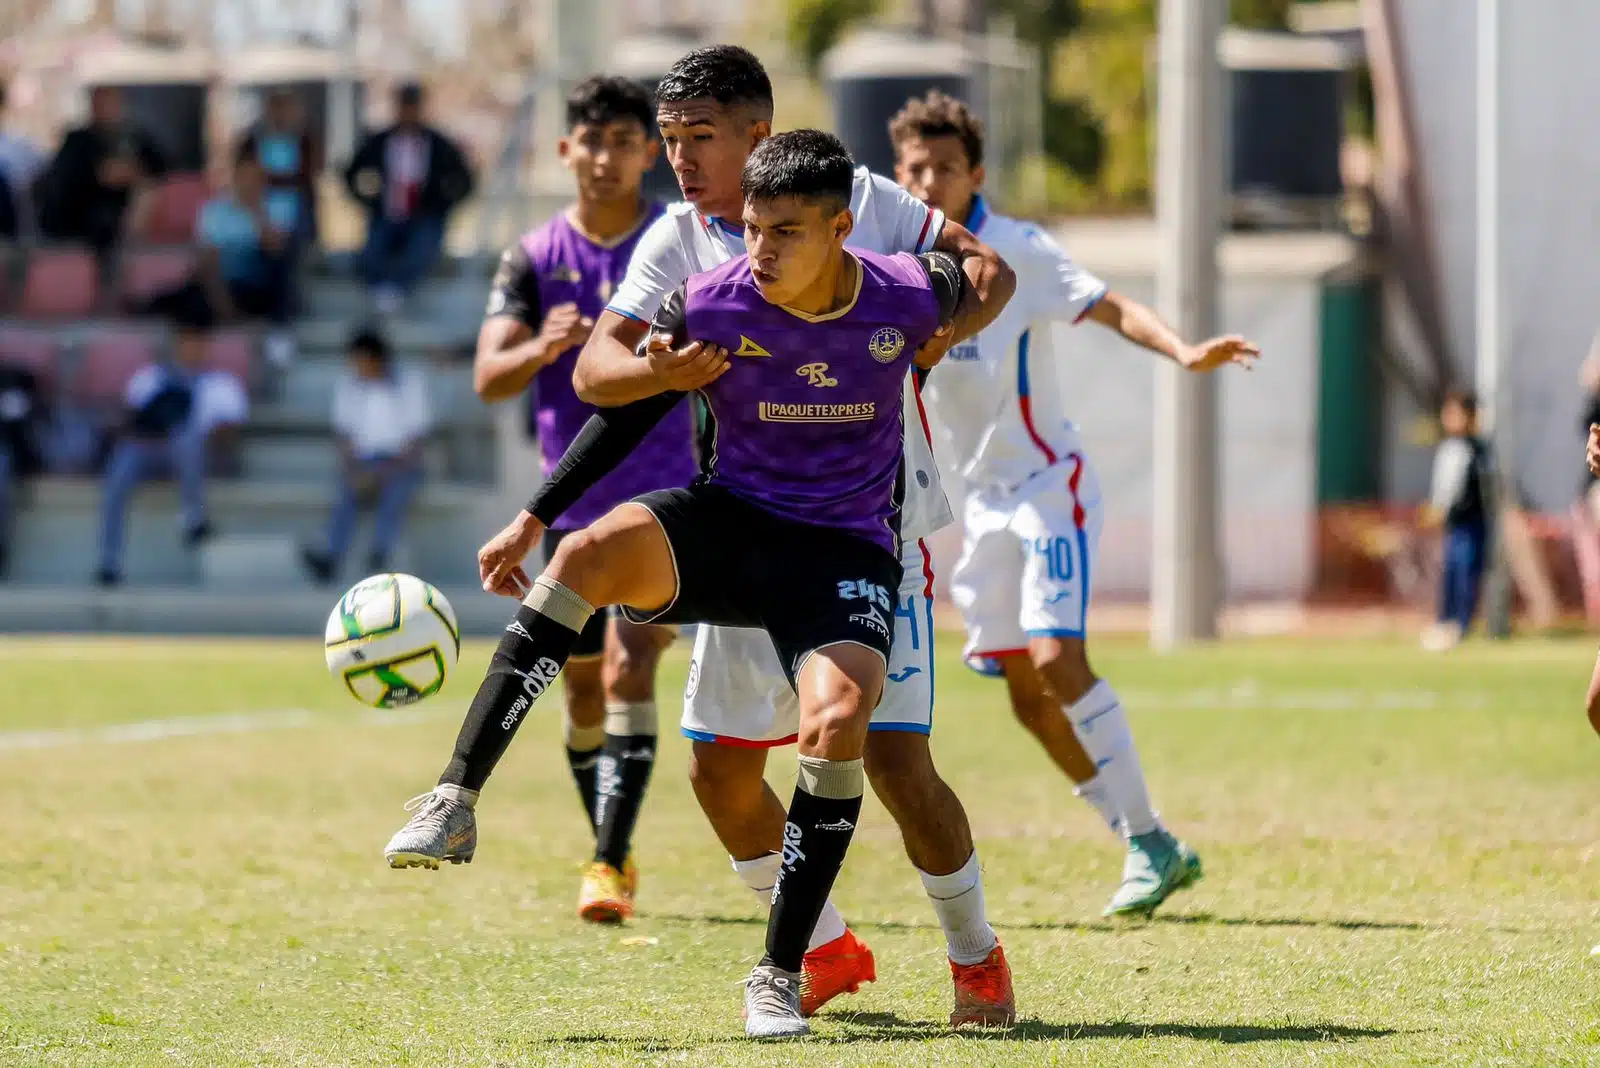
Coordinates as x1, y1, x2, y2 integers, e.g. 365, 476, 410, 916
784, 0, 882, 77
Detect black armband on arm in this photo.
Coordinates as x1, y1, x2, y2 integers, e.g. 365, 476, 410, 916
525, 390, 687, 524
916, 250, 967, 327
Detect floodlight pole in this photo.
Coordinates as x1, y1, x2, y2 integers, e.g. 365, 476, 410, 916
1151, 0, 1225, 650
1476, 0, 1513, 639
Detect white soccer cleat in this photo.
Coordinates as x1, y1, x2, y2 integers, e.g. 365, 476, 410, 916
743, 963, 808, 1039
384, 790, 476, 869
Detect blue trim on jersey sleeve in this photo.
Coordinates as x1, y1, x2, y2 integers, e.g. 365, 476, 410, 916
606, 305, 648, 323
1073, 285, 1109, 324
868, 721, 933, 735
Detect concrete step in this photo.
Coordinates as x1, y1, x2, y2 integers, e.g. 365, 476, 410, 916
0, 582, 531, 637
10, 477, 497, 588
197, 532, 415, 591
301, 275, 490, 326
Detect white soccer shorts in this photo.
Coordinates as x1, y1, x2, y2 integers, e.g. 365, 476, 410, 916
950, 453, 1105, 676
681, 539, 939, 744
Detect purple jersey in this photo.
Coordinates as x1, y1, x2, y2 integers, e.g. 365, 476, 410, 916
655, 250, 943, 554
488, 204, 697, 527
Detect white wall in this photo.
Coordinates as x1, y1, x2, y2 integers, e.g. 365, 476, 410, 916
923, 223, 1344, 603
1391, 0, 1600, 510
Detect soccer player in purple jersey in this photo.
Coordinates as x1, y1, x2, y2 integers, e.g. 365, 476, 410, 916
395, 131, 976, 1038
385, 48, 1020, 1030
393, 78, 693, 923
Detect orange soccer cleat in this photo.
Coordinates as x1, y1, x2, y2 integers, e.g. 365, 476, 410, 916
949, 942, 1016, 1028
799, 929, 877, 1016
577, 860, 633, 924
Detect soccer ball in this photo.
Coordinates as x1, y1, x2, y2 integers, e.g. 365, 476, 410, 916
324, 573, 460, 708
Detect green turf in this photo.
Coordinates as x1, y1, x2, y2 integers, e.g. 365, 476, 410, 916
2, 634, 1597, 1065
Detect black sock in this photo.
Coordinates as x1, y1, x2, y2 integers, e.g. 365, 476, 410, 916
565, 744, 602, 830
437, 581, 594, 792
593, 702, 658, 870
762, 757, 864, 973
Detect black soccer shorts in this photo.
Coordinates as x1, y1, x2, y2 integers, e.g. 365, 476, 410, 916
621, 482, 904, 683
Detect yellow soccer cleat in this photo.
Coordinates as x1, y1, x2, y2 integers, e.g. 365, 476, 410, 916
578, 860, 633, 924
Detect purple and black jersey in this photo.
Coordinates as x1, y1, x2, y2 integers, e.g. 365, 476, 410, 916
652, 250, 946, 555
489, 204, 697, 528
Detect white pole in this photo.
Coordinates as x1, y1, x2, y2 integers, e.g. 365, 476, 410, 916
1151, 0, 1225, 649
1476, 0, 1512, 639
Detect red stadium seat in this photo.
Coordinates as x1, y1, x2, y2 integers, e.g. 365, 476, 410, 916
0, 328, 58, 387
19, 248, 99, 319
206, 330, 255, 387
75, 332, 157, 407
144, 174, 212, 244
118, 247, 196, 307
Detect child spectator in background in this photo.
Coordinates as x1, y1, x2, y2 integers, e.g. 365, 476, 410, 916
300, 329, 430, 583
1422, 390, 1493, 651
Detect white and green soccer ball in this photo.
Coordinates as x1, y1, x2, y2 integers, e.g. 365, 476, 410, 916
324, 573, 460, 708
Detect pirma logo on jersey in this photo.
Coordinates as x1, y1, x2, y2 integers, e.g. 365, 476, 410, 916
869, 327, 906, 364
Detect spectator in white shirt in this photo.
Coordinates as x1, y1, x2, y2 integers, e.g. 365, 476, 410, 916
343, 84, 474, 315
301, 329, 430, 583
97, 311, 250, 586
0, 78, 46, 237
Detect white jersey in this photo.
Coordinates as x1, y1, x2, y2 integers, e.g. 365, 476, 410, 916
609, 166, 953, 540
919, 197, 1108, 492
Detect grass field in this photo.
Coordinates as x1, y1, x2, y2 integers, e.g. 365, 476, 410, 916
2, 632, 1598, 1066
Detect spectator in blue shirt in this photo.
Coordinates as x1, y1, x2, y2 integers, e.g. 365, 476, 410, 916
96, 308, 250, 586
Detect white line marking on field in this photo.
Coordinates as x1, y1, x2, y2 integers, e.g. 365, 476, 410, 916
0, 706, 450, 752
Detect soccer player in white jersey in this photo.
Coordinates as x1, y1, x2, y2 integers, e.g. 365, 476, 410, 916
892, 91, 1260, 916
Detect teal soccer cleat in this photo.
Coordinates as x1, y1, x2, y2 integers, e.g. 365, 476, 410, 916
1104, 829, 1203, 918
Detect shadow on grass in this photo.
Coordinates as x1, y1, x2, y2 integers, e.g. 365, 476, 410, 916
529, 1014, 1399, 1048
647, 910, 1466, 935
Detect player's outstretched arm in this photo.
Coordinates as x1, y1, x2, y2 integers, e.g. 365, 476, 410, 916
1084, 291, 1260, 372
931, 219, 1017, 344
477, 389, 687, 597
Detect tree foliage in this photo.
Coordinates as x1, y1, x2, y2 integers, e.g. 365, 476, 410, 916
785, 0, 882, 77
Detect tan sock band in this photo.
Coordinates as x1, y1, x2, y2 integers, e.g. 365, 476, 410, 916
524, 576, 595, 633
796, 755, 864, 800
564, 722, 605, 751
605, 701, 658, 737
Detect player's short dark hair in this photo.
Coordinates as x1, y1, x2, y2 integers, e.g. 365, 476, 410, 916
741, 129, 854, 215
888, 89, 985, 167
348, 327, 391, 365
1443, 388, 1478, 416
655, 45, 774, 120
566, 75, 655, 134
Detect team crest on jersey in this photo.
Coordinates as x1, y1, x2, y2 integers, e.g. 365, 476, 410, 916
869, 327, 906, 364
734, 335, 772, 358
547, 265, 581, 284
796, 362, 838, 387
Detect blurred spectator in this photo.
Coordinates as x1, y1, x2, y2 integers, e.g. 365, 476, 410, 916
1581, 348, 1600, 522
140, 147, 298, 368
36, 86, 165, 255
0, 79, 46, 238
0, 362, 46, 577
1421, 390, 1492, 651
238, 89, 321, 245
196, 147, 298, 367
343, 83, 473, 315
300, 329, 430, 583
96, 309, 250, 586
